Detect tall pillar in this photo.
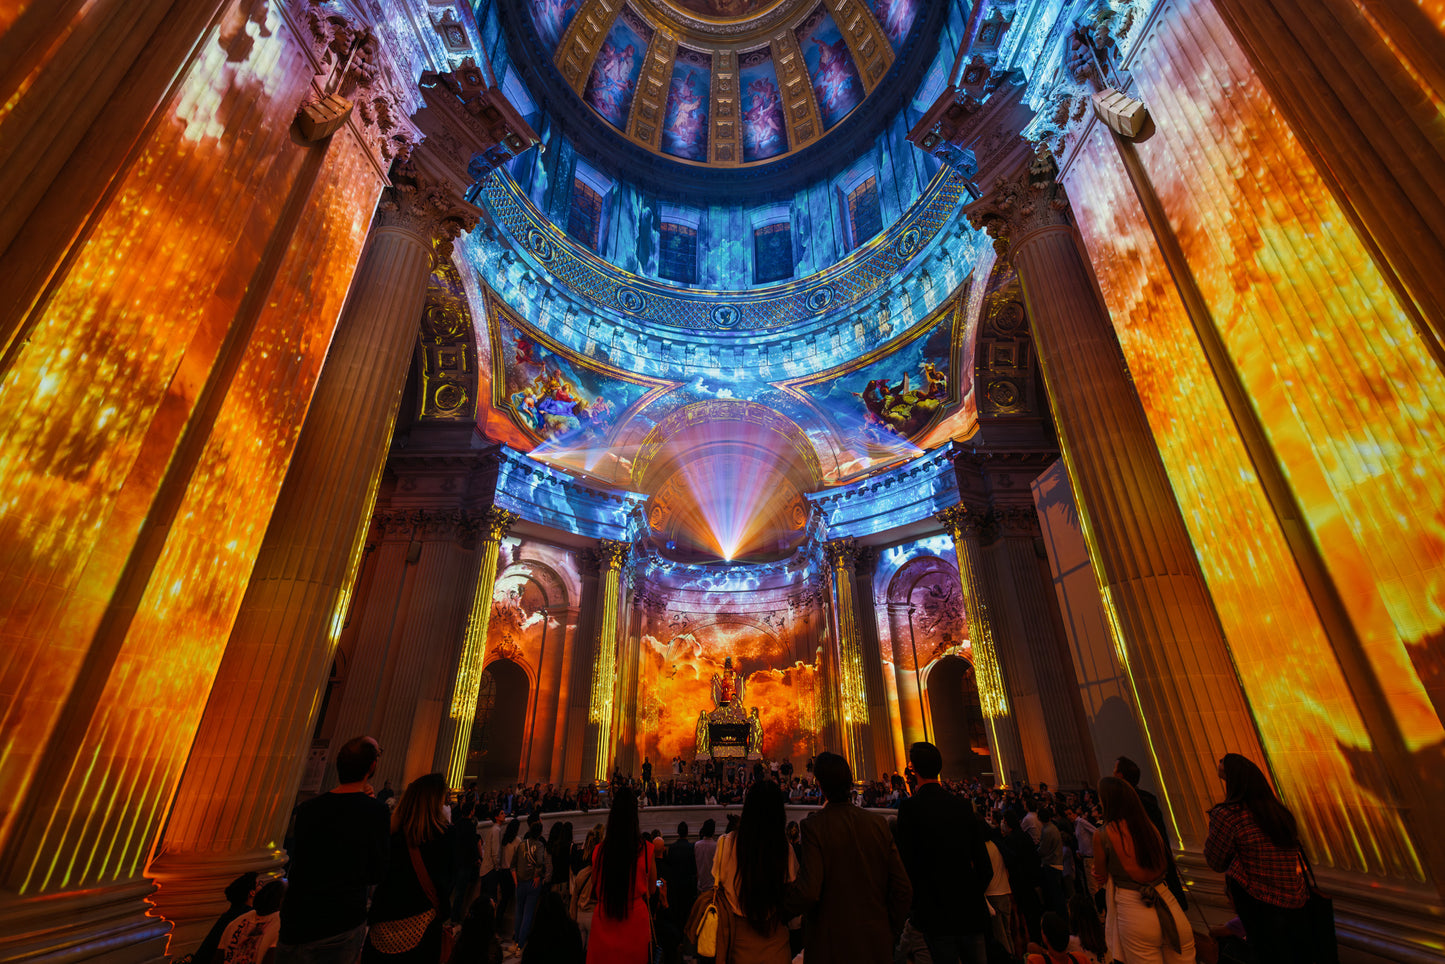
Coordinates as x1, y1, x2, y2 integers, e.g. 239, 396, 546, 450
852, 548, 895, 780
823, 539, 874, 780
148, 169, 479, 946
965, 158, 1264, 846
558, 562, 601, 785
445, 506, 518, 788
886, 601, 928, 750
613, 588, 650, 777
992, 507, 1094, 788
937, 505, 1027, 787
584, 541, 629, 782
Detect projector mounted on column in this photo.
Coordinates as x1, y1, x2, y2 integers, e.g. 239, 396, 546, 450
1091, 88, 1149, 138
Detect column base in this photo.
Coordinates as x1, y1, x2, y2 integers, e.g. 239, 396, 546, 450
0, 881, 170, 964
147, 848, 286, 958
1178, 852, 1445, 963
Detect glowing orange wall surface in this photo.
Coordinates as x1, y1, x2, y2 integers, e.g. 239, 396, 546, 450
0, 0, 380, 893
1063, 0, 1444, 881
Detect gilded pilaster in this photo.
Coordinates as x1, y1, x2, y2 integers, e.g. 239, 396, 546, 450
824, 539, 873, 778
446, 506, 519, 787
586, 540, 630, 781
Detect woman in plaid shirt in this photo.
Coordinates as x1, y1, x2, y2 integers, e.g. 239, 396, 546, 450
1204, 754, 1310, 962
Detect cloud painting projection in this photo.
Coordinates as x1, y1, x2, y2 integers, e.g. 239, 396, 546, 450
662, 50, 711, 161
782, 310, 956, 473
584, 8, 653, 129
795, 7, 863, 130
637, 619, 823, 766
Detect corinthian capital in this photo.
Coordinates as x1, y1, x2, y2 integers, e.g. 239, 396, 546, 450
374, 162, 481, 260
823, 538, 859, 572
937, 503, 989, 539
964, 148, 1072, 257
471, 506, 517, 543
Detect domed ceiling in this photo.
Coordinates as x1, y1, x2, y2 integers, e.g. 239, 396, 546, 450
502, 0, 945, 197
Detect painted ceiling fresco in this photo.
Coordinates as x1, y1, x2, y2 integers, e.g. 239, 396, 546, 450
478, 284, 972, 490
796, 7, 863, 130
584, 8, 653, 130
520, 0, 934, 169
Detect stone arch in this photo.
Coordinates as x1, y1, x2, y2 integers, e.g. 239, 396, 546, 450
920, 654, 989, 781
469, 657, 530, 789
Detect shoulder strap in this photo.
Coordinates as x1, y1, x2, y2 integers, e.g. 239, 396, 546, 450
409, 845, 441, 911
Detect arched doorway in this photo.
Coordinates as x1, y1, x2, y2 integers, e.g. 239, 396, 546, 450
468, 658, 529, 790
925, 655, 990, 782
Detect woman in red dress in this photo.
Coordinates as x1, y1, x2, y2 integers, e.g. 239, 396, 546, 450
586, 786, 655, 963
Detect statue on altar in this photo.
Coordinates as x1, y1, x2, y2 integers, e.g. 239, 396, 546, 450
696, 656, 763, 760
711, 656, 745, 707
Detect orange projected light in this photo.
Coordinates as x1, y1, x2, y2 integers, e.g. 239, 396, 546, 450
1062, 0, 1443, 879
0, 6, 379, 890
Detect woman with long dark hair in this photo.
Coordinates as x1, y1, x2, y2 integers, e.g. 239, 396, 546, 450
1092, 777, 1194, 963
1205, 754, 1310, 962
710, 779, 797, 962
362, 773, 455, 964
586, 786, 654, 963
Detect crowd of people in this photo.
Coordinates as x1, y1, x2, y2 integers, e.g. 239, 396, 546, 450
191, 736, 1326, 964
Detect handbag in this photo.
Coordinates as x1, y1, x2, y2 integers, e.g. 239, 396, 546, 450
1300, 850, 1338, 964
370, 844, 451, 959
684, 885, 719, 954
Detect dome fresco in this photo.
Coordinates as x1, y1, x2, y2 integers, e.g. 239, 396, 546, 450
508, 0, 936, 186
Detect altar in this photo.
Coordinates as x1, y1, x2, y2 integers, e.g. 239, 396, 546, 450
694, 657, 764, 760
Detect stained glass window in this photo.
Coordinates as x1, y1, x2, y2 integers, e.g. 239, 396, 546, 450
754, 222, 793, 284
568, 179, 604, 250
659, 221, 699, 285
847, 175, 883, 248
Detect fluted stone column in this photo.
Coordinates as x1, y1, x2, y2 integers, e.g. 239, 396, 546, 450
885, 601, 929, 749
852, 548, 895, 781
584, 541, 630, 782
994, 506, 1095, 786
559, 563, 602, 785
938, 505, 1028, 787
445, 506, 518, 787
149, 173, 479, 946
325, 508, 478, 791
966, 157, 1264, 845
823, 539, 874, 779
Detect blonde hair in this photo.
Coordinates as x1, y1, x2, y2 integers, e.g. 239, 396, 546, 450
393, 773, 449, 847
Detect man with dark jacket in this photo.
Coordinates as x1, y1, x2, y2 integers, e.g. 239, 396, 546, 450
276, 736, 390, 964
786, 752, 912, 963
895, 742, 993, 964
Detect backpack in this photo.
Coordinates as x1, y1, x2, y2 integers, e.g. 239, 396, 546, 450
519, 837, 547, 881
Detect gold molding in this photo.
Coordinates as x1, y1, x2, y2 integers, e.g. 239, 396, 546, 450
824, 0, 893, 94
710, 47, 739, 163
771, 28, 822, 150
558, 0, 623, 92
629, 28, 678, 148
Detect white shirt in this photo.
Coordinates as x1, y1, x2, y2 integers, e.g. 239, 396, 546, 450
985, 840, 1011, 897
217, 911, 280, 964
1021, 811, 1042, 845
479, 823, 503, 876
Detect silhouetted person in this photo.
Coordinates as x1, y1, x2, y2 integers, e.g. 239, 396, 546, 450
786, 751, 911, 963
895, 741, 992, 964
276, 737, 389, 964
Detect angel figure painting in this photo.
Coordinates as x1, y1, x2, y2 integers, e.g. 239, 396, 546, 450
796, 10, 863, 129
740, 50, 787, 161
661, 56, 711, 161
530, 0, 582, 49
584, 14, 651, 129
